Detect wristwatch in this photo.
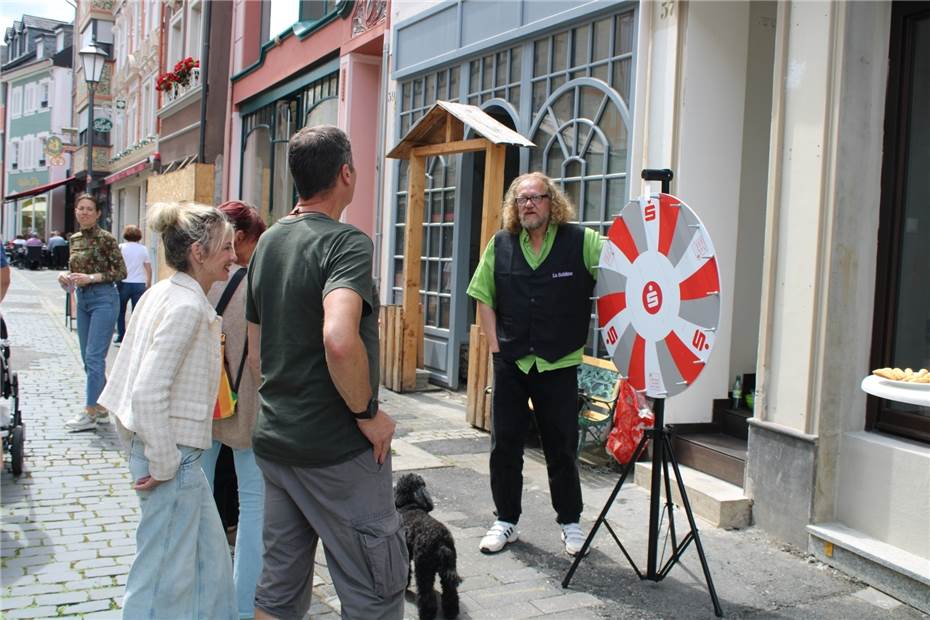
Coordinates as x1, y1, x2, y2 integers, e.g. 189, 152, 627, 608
352, 398, 378, 420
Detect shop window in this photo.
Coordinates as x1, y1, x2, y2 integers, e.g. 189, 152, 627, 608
240, 71, 339, 222
391, 5, 636, 357
869, 3, 930, 443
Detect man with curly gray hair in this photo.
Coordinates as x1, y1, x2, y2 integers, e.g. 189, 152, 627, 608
467, 171, 603, 557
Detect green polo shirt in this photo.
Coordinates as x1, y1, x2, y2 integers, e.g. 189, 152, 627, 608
466, 223, 604, 374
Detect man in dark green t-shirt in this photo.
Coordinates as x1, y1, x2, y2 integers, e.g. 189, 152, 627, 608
246, 126, 407, 620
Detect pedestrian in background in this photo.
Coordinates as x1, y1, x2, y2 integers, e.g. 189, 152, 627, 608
467, 172, 602, 556
98, 202, 238, 620
247, 126, 406, 619
59, 194, 126, 432
201, 199, 267, 620
114, 224, 151, 346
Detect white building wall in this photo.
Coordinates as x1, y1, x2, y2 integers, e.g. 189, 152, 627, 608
642, 1, 751, 422
729, 2, 776, 380
757, 1, 835, 433
49, 66, 73, 182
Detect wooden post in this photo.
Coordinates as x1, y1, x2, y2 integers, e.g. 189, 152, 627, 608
465, 142, 508, 423
479, 143, 506, 249
401, 155, 427, 391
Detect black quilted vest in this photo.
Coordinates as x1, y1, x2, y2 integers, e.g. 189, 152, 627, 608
493, 224, 594, 363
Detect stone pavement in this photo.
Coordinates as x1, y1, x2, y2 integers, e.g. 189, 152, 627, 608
1, 268, 927, 619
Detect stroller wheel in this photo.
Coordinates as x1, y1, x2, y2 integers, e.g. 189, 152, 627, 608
10, 373, 20, 426
10, 424, 24, 476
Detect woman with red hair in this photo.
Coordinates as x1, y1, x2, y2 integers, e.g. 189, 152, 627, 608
201, 200, 267, 619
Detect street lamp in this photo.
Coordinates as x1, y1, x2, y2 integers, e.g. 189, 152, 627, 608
79, 43, 107, 198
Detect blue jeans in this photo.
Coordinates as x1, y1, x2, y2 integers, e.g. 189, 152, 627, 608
75, 283, 118, 408
116, 281, 146, 341
125, 436, 237, 620
202, 441, 265, 619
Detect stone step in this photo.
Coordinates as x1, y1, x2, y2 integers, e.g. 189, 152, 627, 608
634, 461, 753, 529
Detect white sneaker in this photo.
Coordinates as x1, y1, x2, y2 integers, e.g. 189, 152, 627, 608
561, 522, 588, 556
95, 411, 109, 425
65, 412, 97, 432
479, 520, 518, 554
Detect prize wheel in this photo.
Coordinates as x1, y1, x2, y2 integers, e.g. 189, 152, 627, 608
596, 193, 721, 398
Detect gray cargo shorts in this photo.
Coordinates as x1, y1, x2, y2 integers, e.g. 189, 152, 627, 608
254, 450, 408, 620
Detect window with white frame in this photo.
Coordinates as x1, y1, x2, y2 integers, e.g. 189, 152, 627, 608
39, 81, 49, 109
115, 22, 126, 70
114, 105, 124, 152
36, 37, 45, 59
188, 0, 203, 60
38, 134, 48, 167
145, 0, 157, 33
9, 140, 19, 170
23, 83, 36, 115
168, 10, 183, 68
57, 31, 65, 52
267, 1, 299, 41
127, 95, 137, 146
143, 79, 155, 137
20, 136, 33, 170
133, 3, 141, 52
10, 87, 22, 118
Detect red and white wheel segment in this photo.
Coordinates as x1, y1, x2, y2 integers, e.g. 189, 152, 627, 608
596, 193, 720, 398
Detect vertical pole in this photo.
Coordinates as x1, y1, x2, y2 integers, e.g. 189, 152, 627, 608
86, 87, 95, 195
401, 155, 426, 391
645, 397, 665, 579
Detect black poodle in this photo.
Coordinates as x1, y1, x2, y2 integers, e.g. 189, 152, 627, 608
394, 473, 461, 620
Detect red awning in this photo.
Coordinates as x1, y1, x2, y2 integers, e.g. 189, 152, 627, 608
103, 160, 150, 186
4, 175, 76, 201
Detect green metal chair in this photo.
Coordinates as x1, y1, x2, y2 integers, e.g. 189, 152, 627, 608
575, 355, 623, 454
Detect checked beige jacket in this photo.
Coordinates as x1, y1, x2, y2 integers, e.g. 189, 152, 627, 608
99, 271, 222, 481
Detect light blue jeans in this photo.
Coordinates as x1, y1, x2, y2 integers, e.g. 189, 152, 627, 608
125, 436, 237, 620
202, 441, 265, 620
76, 282, 118, 408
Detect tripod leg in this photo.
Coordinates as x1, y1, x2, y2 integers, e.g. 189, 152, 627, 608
645, 399, 667, 580
562, 433, 650, 588
667, 439, 724, 617
661, 436, 679, 551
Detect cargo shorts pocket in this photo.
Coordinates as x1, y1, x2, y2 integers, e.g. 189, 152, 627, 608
354, 511, 409, 598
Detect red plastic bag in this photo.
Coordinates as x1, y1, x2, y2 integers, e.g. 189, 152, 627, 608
605, 381, 655, 464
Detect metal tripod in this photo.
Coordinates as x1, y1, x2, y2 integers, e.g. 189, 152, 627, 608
561, 399, 723, 617
562, 169, 723, 617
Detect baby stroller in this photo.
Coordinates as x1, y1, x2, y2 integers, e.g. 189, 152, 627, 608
1, 317, 24, 476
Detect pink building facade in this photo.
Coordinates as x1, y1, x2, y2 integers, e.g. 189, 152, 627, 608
223, 0, 389, 237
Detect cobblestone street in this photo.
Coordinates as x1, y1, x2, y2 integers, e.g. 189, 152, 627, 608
1, 269, 927, 620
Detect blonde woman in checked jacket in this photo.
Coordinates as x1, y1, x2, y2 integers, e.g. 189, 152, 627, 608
98, 202, 238, 619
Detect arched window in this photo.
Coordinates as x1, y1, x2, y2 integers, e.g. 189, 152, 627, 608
529, 77, 631, 235
241, 125, 272, 223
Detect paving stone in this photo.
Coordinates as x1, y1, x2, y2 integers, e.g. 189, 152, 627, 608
34, 590, 90, 606
59, 598, 114, 615
530, 591, 602, 614
458, 574, 501, 593
72, 558, 118, 570
0, 596, 34, 610
98, 545, 136, 558
4, 605, 58, 619
65, 576, 116, 590
35, 570, 82, 583
83, 565, 130, 578
4, 583, 61, 597
466, 579, 562, 608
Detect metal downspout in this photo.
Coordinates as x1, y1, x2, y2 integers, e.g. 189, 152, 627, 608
197, 0, 212, 164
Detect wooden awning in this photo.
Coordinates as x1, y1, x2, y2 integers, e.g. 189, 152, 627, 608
386, 100, 534, 160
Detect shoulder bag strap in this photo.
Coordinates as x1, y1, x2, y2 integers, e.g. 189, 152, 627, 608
214, 268, 247, 317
